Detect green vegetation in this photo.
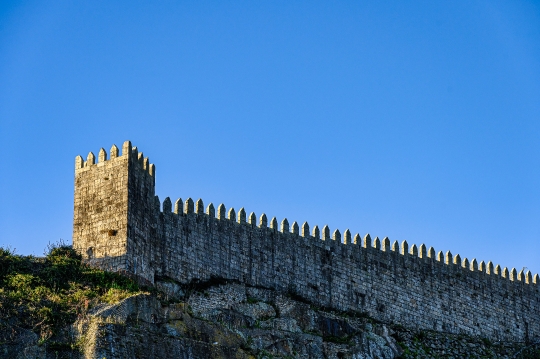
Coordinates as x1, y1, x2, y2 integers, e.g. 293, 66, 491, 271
246, 297, 259, 304
0, 243, 144, 345
393, 326, 540, 359
322, 335, 352, 345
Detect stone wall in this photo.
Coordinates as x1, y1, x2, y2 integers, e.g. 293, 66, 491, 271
73, 142, 540, 343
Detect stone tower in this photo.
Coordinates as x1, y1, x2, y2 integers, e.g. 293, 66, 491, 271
72, 141, 157, 283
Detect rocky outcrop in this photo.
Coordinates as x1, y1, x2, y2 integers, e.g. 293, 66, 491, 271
0, 322, 47, 359
72, 283, 400, 359
68, 282, 538, 359
3, 246, 536, 358
5, 280, 537, 358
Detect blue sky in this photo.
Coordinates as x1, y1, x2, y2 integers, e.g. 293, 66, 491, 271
0, 1, 539, 275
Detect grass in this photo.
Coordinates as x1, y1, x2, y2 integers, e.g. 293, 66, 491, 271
0, 242, 144, 346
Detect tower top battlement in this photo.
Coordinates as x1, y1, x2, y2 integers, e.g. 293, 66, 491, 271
75, 141, 155, 177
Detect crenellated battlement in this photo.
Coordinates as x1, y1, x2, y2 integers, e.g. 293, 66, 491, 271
147, 195, 539, 288
75, 141, 155, 177
73, 142, 540, 343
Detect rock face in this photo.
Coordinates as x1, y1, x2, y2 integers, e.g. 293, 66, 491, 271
6, 280, 537, 358
73, 283, 400, 359
67, 282, 538, 359
0, 323, 47, 359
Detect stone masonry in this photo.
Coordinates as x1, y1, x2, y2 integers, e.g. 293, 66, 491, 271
73, 141, 540, 343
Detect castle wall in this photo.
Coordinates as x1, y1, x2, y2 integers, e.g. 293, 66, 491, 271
154, 205, 539, 342
73, 143, 540, 343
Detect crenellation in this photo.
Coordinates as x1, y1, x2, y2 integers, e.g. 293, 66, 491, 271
382, 237, 390, 252
479, 260, 485, 272
73, 142, 540, 344
174, 199, 183, 214
445, 251, 452, 265
86, 152, 95, 166
143, 157, 149, 171
470, 258, 478, 271
428, 247, 438, 260
322, 225, 330, 240
344, 229, 351, 244
218, 204, 226, 220
302, 222, 310, 237
363, 234, 371, 248
110, 144, 119, 158
98, 148, 107, 163
207, 203, 215, 218
270, 217, 278, 230
248, 212, 256, 225
495, 264, 501, 276
238, 207, 246, 224
292, 221, 299, 235
502, 267, 509, 279
518, 269, 524, 282
259, 213, 267, 228
281, 218, 289, 233
75, 155, 84, 169
419, 243, 426, 258
373, 236, 380, 250
453, 254, 461, 266
409, 243, 417, 256
122, 140, 132, 156
228, 207, 236, 221
185, 198, 194, 214
163, 197, 172, 213
401, 240, 408, 255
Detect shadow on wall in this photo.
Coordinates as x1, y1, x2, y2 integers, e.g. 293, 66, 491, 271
83, 254, 153, 287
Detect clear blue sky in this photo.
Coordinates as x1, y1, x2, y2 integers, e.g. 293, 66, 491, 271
1, 1, 539, 275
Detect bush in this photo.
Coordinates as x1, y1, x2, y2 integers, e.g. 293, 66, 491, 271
0, 242, 143, 345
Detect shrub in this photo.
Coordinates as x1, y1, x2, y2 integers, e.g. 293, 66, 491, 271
0, 242, 143, 346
